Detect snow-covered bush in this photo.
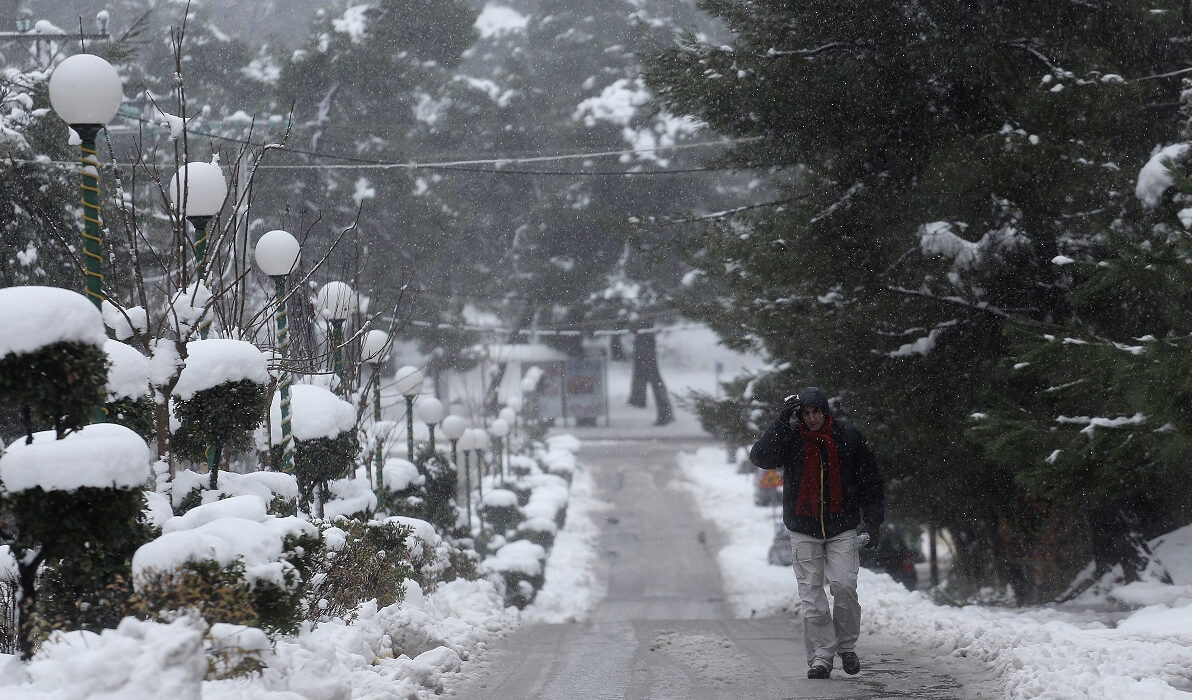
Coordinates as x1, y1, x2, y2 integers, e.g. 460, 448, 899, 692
132, 496, 322, 635
263, 384, 359, 511
1, 423, 153, 654
481, 539, 546, 609
171, 339, 270, 488
0, 287, 109, 440
304, 518, 415, 622
102, 339, 155, 442
478, 488, 523, 535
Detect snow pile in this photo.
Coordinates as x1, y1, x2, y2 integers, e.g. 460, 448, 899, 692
104, 340, 151, 400
482, 539, 546, 577
520, 473, 570, 523
675, 445, 1192, 699
165, 283, 213, 336
0, 580, 517, 699
174, 339, 269, 400
522, 463, 610, 624
101, 301, 148, 341
166, 468, 299, 510
539, 444, 577, 479
267, 383, 357, 443
247, 579, 514, 699
382, 458, 423, 491
0, 286, 106, 359
482, 488, 518, 508
133, 495, 317, 587
323, 476, 378, 521
1, 424, 150, 493
2, 617, 208, 700
474, 4, 529, 38
1136, 143, 1190, 208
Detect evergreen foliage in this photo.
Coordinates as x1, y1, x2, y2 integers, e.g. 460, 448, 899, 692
0, 342, 109, 440
172, 378, 268, 483
642, 0, 1192, 598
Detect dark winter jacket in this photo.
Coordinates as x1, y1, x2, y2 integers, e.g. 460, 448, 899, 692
749, 414, 886, 539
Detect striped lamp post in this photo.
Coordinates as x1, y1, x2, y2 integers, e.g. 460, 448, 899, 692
169, 161, 227, 339
48, 54, 123, 311
254, 230, 301, 473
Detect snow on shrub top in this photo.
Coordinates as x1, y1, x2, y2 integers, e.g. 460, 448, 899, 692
104, 339, 151, 400
268, 383, 356, 443
382, 458, 423, 491
168, 469, 300, 510
521, 474, 570, 522
323, 476, 378, 520
481, 539, 546, 577
482, 488, 518, 508
0, 286, 105, 359
161, 494, 266, 533
134, 496, 316, 585
546, 434, 580, 454
518, 517, 558, 535
1, 423, 150, 493
208, 622, 270, 654
384, 515, 441, 560
173, 338, 269, 400
542, 448, 576, 475
1137, 143, 1190, 208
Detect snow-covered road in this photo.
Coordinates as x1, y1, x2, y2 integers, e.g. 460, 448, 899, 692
451, 437, 997, 699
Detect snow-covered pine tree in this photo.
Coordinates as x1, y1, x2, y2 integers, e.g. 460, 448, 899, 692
642, 0, 1191, 596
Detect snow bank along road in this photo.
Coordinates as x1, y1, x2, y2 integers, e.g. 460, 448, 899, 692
451, 437, 996, 699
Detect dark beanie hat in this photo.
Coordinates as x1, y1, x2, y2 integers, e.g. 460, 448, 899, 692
798, 386, 831, 414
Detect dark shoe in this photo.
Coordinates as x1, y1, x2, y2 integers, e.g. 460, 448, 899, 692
807, 663, 831, 679
840, 651, 860, 675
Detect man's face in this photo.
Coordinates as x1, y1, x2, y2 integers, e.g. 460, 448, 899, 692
801, 405, 826, 431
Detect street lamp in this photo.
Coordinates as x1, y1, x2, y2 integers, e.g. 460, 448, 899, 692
415, 396, 445, 455
360, 329, 391, 478
441, 414, 468, 529
456, 425, 479, 532
315, 281, 356, 394
468, 427, 490, 506
254, 229, 301, 473
393, 365, 423, 459
49, 54, 123, 311
498, 405, 517, 449
168, 161, 226, 339
489, 418, 510, 480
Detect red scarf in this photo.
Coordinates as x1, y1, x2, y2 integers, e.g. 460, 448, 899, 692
795, 414, 843, 518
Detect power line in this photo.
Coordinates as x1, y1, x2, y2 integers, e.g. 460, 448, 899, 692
104, 111, 769, 176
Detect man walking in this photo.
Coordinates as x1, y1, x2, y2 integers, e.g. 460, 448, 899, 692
749, 386, 886, 679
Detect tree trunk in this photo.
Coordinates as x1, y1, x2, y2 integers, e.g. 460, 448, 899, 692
629, 332, 673, 424
16, 548, 45, 660
1060, 504, 1172, 602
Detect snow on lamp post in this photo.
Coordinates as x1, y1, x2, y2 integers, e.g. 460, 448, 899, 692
441, 414, 468, 529
393, 365, 423, 459
49, 54, 123, 310
415, 396, 445, 455
360, 329, 391, 477
254, 229, 301, 473
168, 161, 226, 339
488, 417, 510, 480
315, 281, 356, 395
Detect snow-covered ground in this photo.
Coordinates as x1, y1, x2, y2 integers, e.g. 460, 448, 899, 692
672, 445, 1192, 699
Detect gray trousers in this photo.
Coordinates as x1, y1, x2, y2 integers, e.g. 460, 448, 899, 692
789, 528, 860, 667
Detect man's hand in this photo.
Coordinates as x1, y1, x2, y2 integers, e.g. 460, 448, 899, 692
777, 395, 801, 424
860, 523, 881, 550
